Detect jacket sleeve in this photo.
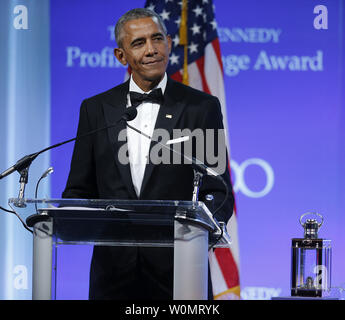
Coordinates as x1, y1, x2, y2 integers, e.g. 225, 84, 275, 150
62, 100, 99, 199
197, 96, 234, 224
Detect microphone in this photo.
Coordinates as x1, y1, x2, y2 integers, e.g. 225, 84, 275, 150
0, 153, 39, 180
124, 113, 230, 216
120, 106, 138, 122
0, 108, 133, 180
40, 167, 54, 179
34, 167, 54, 212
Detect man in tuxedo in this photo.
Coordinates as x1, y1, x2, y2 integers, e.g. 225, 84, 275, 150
62, 8, 234, 300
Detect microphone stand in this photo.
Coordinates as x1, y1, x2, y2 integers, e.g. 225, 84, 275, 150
126, 122, 205, 206
192, 169, 204, 208
17, 168, 29, 207
4, 137, 78, 208
125, 117, 229, 217
0, 113, 131, 207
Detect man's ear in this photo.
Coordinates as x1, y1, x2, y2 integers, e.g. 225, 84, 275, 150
166, 35, 172, 54
114, 48, 128, 66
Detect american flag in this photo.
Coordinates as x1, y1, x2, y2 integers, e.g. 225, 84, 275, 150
144, 0, 241, 299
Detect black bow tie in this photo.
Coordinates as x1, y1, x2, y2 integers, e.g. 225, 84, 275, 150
129, 88, 164, 108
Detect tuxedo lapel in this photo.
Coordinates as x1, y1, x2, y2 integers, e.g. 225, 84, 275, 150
140, 79, 186, 197
102, 81, 138, 199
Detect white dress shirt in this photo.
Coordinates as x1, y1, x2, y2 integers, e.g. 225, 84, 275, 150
126, 73, 167, 197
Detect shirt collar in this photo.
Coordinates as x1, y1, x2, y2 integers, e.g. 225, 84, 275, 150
129, 73, 167, 95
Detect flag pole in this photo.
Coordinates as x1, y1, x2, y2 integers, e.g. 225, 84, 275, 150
179, 0, 189, 85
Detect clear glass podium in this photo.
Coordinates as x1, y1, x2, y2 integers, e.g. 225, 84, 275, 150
8, 198, 231, 300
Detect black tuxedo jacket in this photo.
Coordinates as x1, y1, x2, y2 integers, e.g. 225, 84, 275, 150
62, 77, 234, 299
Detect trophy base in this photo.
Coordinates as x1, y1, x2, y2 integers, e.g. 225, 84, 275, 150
291, 289, 323, 297
272, 296, 338, 300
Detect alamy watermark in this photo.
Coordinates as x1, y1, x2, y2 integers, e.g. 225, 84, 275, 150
13, 5, 28, 30
117, 128, 227, 176
313, 5, 328, 30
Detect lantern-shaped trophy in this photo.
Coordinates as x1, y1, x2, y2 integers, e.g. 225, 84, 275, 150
291, 212, 332, 297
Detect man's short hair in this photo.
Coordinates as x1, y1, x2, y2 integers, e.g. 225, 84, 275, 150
115, 8, 168, 48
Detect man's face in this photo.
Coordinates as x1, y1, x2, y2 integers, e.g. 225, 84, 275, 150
115, 17, 172, 91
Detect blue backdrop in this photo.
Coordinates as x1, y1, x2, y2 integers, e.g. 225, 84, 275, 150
0, 0, 344, 300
